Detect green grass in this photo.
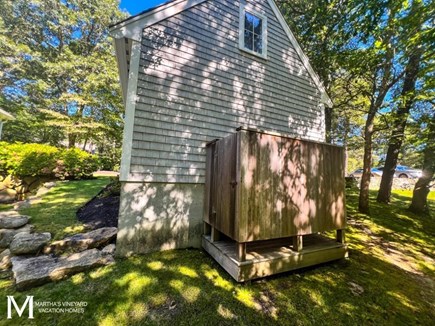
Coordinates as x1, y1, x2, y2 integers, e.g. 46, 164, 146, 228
0, 177, 110, 240
0, 183, 434, 325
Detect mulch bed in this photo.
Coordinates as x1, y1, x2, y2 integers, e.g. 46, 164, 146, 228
77, 184, 120, 229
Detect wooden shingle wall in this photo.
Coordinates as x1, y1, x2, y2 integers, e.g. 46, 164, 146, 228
129, 0, 325, 183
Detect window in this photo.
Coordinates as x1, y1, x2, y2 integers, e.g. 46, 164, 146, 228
239, 5, 267, 58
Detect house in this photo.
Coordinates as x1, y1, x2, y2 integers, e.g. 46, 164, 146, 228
110, 0, 333, 257
0, 108, 14, 140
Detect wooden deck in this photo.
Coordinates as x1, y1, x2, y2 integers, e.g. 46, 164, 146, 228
202, 234, 348, 282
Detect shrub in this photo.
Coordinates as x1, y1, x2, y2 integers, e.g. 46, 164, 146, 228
98, 147, 121, 171
0, 142, 99, 180
56, 148, 99, 180
0, 142, 59, 177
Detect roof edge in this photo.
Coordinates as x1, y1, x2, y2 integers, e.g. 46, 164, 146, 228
109, 0, 176, 29
109, 0, 208, 41
0, 108, 15, 121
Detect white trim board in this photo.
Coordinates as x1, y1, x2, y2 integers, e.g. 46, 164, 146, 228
110, 0, 208, 42
119, 40, 141, 181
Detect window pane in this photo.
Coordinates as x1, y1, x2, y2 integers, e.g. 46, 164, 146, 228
243, 11, 264, 54
253, 17, 262, 35
244, 30, 254, 50
245, 12, 254, 32
254, 34, 262, 53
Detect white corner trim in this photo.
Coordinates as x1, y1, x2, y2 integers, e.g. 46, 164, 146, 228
238, 3, 268, 60
119, 40, 141, 182
113, 38, 129, 104
266, 0, 333, 107
110, 0, 208, 42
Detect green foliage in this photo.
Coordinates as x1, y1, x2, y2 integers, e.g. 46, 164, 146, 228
0, 0, 126, 152
0, 142, 98, 180
0, 142, 59, 177
57, 148, 100, 180
98, 147, 121, 171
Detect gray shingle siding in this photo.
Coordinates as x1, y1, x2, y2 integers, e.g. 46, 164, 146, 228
129, 0, 326, 183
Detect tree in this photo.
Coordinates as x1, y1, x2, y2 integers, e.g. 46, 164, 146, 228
278, 0, 359, 142
409, 113, 435, 214
377, 0, 433, 203
0, 0, 126, 150
357, 2, 406, 214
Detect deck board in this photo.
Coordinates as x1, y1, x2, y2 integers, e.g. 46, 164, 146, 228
202, 234, 348, 282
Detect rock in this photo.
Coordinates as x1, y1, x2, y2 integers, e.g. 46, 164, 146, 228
43, 227, 117, 254
0, 249, 12, 270
0, 175, 14, 189
43, 182, 56, 189
0, 214, 29, 229
101, 244, 116, 255
349, 282, 364, 296
13, 200, 31, 210
11, 249, 115, 290
10, 232, 51, 255
0, 188, 16, 204
0, 224, 35, 248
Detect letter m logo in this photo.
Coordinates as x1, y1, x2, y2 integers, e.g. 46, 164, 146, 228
7, 296, 34, 319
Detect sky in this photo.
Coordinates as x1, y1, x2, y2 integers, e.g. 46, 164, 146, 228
120, 0, 168, 15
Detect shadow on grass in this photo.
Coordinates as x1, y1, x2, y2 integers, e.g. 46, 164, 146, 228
0, 246, 433, 326
346, 190, 435, 250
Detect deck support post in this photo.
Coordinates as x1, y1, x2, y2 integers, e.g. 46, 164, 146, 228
292, 235, 303, 252
336, 229, 345, 243
203, 222, 211, 236
237, 242, 246, 262
211, 227, 220, 242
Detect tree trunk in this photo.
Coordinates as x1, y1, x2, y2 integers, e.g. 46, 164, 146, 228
409, 170, 433, 215
359, 110, 376, 214
82, 137, 88, 151
409, 118, 435, 214
377, 48, 422, 203
68, 134, 77, 148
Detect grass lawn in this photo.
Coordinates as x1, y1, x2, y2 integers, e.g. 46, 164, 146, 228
0, 182, 434, 325
0, 177, 110, 240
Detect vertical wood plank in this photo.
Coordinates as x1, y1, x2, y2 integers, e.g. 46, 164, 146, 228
206, 129, 346, 244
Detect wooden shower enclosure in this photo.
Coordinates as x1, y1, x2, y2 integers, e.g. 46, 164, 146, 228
202, 127, 348, 281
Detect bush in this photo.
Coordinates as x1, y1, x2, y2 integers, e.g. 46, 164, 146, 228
56, 148, 100, 180
98, 147, 121, 171
0, 142, 99, 180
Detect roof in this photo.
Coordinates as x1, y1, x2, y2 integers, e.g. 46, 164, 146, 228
0, 107, 14, 121
109, 0, 333, 107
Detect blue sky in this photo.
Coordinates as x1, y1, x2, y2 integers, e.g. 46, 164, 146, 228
120, 0, 167, 15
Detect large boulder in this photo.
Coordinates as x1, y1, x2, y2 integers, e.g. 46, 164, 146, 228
10, 232, 51, 255
0, 188, 16, 204
11, 249, 114, 290
0, 213, 29, 229
0, 224, 35, 248
43, 227, 117, 254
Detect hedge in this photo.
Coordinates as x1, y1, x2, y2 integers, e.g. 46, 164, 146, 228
0, 142, 99, 180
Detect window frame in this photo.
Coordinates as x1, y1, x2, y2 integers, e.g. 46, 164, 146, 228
239, 4, 268, 59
